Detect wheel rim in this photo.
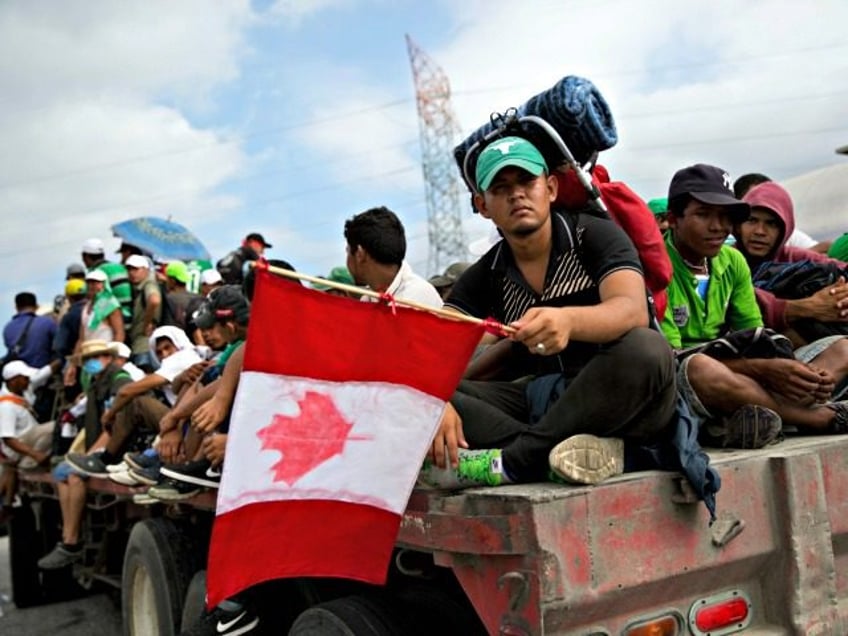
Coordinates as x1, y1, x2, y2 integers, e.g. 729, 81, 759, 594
130, 562, 159, 635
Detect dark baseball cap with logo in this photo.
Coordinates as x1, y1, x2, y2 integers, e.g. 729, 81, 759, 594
194, 285, 250, 329
245, 232, 272, 248
668, 163, 750, 222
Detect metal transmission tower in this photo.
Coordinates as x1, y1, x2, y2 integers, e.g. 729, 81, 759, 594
405, 35, 468, 275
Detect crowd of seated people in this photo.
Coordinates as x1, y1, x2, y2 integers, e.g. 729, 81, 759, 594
1, 142, 846, 635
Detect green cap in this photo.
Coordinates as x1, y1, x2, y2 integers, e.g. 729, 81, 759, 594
647, 197, 668, 216
828, 233, 848, 262
475, 136, 548, 192
165, 260, 190, 284
312, 266, 355, 291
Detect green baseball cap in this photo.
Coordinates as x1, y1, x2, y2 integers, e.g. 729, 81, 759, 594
828, 233, 848, 262
475, 136, 548, 192
647, 197, 668, 216
312, 266, 355, 291
165, 260, 190, 285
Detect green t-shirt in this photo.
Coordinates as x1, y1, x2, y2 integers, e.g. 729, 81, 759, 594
217, 339, 243, 369
661, 234, 763, 349
93, 260, 132, 320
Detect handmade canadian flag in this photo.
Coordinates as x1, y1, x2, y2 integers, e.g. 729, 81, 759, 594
206, 269, 484, 606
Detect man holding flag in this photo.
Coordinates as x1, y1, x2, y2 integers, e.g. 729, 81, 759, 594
203, 261, 486, 616
421, 135, 677, 488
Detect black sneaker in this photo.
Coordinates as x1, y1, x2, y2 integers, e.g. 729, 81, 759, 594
180, 601, 259, 636
160, 459, 221, 489
124, 449, 160, 471
65, 452, 112, 478
148, 479, 201, 501
704, 404, 783, 449
128, 459, 162, 486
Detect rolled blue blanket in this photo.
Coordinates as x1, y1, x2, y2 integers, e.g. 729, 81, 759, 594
454, 75, 617, 191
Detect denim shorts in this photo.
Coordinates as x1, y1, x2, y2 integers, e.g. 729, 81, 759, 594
52, 460, 88, 482
676, 355, 712, 420
794, 335, 846, 364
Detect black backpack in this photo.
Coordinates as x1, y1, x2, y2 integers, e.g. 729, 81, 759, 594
753, 259, 848, 343
216, 246, 259, 286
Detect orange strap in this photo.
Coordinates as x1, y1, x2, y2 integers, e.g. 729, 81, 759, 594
0, 394, 38, 419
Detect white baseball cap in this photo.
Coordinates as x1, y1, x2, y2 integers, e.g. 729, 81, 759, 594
85, 269, 108, 282
200, 269, 223, 286
2, 360, 38, 382
81, 238, 105, 255
125, 254, 150, 269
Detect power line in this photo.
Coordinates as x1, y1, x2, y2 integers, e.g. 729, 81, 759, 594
0, 98, 414, 190
4, 40, 843, 192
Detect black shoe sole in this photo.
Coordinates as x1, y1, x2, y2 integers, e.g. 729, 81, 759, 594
159, 466, 220, 489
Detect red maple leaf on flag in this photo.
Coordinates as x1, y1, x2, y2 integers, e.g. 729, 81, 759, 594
257, 390, 370, 485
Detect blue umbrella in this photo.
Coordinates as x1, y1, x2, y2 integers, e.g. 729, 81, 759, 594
111, 216, 210, 262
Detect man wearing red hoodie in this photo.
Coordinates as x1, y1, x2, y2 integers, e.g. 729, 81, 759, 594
736, 181, 848, 347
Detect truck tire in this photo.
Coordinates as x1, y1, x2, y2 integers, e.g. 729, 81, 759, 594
289, 593, 408, 636
122, 518, 198, 636
180, 569, 207, 632
7, 497, 41, 608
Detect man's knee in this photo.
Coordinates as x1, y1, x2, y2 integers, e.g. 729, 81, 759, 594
613, 328, 675, 383
685, 353, 749, 399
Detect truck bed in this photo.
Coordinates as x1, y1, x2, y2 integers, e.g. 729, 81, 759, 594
399, 435, 848, 634
16, 435, 846, 634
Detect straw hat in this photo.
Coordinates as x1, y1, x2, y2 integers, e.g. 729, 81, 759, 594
71, 339, 114, 364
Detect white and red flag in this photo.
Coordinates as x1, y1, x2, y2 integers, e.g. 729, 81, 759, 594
206, 269, 483, 606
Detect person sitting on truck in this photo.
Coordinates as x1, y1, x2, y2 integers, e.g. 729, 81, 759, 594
733, 172, 832, 255
38, 340, 133, 570
735, 181, 848, 349
418, 136, 677, 488
661, 164, 848, 440
0, 361, 54, 470
63, 325, 205, 477
344, 206, 443, 307
146, 286, 250, 500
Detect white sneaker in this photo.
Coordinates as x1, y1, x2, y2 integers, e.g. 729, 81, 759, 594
108, 470, 141, 486
132, 492, 158, 505
549, 434, 624, 485
106, 461, 129, 474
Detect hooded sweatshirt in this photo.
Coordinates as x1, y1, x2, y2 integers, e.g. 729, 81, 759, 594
147, 325, 201, 405
738, 182, 845, 330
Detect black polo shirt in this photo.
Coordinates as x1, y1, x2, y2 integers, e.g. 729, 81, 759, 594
445, 209, 642, 377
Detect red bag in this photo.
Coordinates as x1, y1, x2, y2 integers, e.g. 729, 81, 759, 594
554, 165, 671, 320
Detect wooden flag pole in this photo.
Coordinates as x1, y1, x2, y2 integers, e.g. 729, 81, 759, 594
257, 263, 516, 336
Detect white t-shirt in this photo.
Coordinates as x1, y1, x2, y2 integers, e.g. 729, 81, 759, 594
0, 389, 38, 461
122, 361, 146, 382
154, 348, 202, 406
363, 261, 443, 309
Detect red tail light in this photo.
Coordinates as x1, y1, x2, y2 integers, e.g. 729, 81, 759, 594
689, 590, 752, 635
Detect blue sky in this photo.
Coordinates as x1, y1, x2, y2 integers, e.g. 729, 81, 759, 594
1, 0, 847, 318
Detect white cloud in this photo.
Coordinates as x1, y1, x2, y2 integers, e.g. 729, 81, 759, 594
434, 0, 848, 206
267, 0, 355, 24
0, 1, 253, 307
2, 0, 847, 312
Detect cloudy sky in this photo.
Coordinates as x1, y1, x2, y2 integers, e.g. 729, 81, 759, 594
1, 0, 847, 315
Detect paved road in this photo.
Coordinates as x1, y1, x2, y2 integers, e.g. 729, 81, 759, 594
0, 534, 123, 636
